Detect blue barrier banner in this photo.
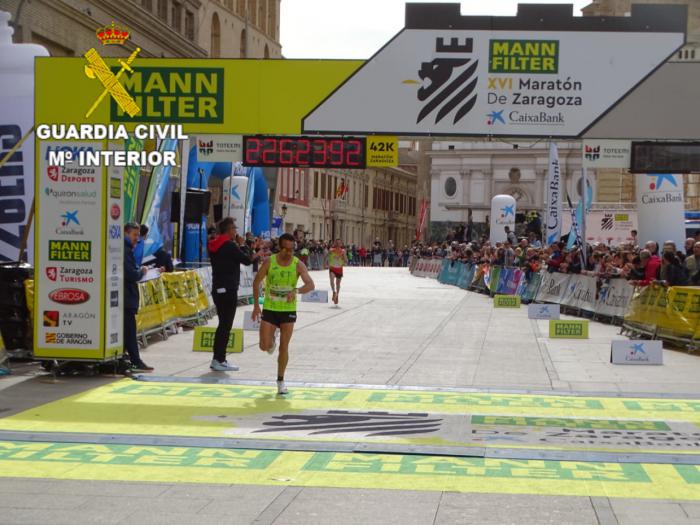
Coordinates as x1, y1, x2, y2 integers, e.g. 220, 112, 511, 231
444, 261, 462, 286
500, 268, 524, 295
458, 264, 475, 289
437, 259, 450, 283
520, 273, 542, 302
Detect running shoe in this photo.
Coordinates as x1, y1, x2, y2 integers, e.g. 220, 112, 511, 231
131, 362, 154, 372
277, 380, 288, 395
210, 359, 239, 371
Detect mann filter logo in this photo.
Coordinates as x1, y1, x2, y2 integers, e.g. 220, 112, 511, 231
112, 67, 224, 123
414, 37, 478, 125
550, 320, 589, 339
489, 40, 559, 73
49, 240, 91, 261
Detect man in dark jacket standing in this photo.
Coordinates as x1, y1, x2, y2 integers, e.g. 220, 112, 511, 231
208, 217, 258, 371
124, 223, 153, 371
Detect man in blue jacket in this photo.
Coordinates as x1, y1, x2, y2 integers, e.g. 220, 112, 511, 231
124, 222, 153, 372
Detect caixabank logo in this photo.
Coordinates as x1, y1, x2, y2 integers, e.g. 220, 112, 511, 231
641, 174, 683, 205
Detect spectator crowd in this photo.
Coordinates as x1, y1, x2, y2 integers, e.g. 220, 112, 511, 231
411, 229, 700, 287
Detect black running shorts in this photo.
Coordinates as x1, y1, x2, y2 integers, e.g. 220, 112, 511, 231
262, 310, 297, 327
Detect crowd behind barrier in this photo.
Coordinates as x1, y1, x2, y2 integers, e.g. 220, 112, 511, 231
411, 257, 700, 351
23, 265, 257, 352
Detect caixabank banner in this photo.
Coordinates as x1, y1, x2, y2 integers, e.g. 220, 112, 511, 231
303, 4, 685, 137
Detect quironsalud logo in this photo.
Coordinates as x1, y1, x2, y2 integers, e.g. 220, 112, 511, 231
647, 174, 677, 191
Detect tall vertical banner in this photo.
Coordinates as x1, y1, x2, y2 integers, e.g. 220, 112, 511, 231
35, 140, 121, 360
222, 175, 248, 231
122, 136, 145, 223
0, 26, 48, 263
635, 174, 685, 249
140, 139, 178, 259
545, 143, 562, 246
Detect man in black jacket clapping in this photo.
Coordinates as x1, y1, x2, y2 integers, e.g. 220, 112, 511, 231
207, 218, 259, 371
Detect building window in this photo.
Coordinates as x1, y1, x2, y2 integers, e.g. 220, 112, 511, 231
314, 171, 319, 199
240, 28, 247, 58
142, 0, 153, 11
264, 44, 270, 59
237, 0, 246, 16
321, 172, 326, 199
225, 0, 233, 10
185, 10, 195, 40
258, 0, 265, 31
364, 185, 369, 208
158, 0, 168, 21
171, 1, 182, 32
267, 0, 276, 39
444, 177, 457, 197
211, 12, 221, 57
249, 0, 257, 25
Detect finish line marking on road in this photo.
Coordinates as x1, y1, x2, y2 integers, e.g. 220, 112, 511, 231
1, 380, 699, 458
1, 440, 700, 500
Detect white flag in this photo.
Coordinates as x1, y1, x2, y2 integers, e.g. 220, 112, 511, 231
545, 143, 562, 246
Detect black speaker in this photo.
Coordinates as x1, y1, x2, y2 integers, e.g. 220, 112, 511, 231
170, 190, 212, 223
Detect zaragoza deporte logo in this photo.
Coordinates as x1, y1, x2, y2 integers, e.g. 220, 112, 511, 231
83, 21, 141, 118
404, 37, 479, 125
647, 174, 677, 191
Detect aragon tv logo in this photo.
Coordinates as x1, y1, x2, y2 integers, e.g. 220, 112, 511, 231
647, 174, 677, 191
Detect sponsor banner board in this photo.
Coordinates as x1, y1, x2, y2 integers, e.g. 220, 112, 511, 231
192, 326, 243, 353
635, 173, 685, 249
528, 303, 560, 320
611, 340, 663, 365
549, 320, 589, 339
196, 134, 243, 163
36, 141, 106, 359
494, 294, 521, 308
303, 10, 684, 137
243, 311, 261, 331
301, 290, 329, 303
582, 139, 631, 168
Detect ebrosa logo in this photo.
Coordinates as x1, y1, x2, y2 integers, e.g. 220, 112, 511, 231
48, 288, 90, 305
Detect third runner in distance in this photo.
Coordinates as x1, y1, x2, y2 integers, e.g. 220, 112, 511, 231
328, 238, 348, 305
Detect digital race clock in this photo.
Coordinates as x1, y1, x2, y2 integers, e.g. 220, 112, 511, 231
243, 136, 366, 169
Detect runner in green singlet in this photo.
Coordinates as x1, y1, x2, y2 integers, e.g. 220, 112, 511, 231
328, 238, 348, 305
252, 233, 315, 395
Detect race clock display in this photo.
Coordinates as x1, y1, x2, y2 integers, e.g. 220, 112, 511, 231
243, 136, 366, 169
